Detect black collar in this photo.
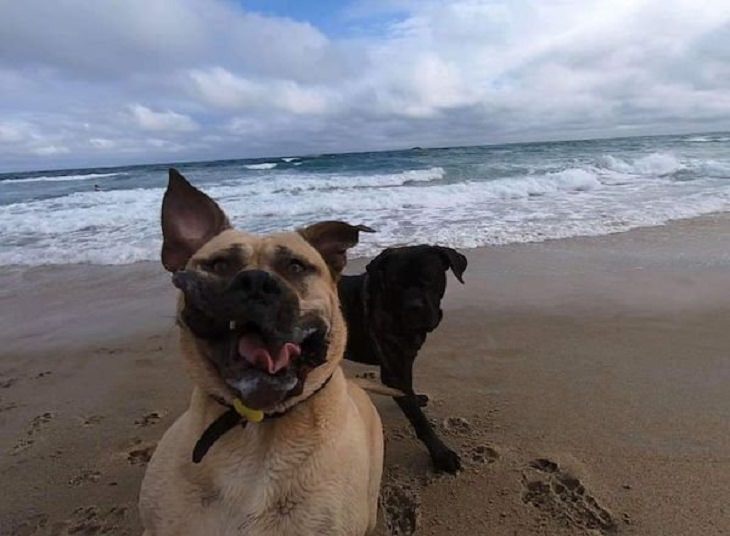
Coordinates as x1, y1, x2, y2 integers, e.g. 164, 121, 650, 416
192, 373, 333, 463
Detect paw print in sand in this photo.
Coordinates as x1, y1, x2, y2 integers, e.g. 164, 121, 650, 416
522, 458, 616, 534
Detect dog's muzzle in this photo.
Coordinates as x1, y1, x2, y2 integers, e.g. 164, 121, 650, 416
173, 268, 330, 409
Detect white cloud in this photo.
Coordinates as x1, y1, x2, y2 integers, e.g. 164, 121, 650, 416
189, 67, 333, 115
0, 121, 29, 143
0, 0, 334, 81
145, 138, 184, 151
128, 104, 198, 132
89, 137, 116, 149
32, 145, 70, 156
0, 0, 729, 170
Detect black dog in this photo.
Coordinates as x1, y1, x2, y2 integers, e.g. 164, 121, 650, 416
339, 245, 467, 473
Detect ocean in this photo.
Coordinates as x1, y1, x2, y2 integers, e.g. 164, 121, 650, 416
1, 133, 729, 267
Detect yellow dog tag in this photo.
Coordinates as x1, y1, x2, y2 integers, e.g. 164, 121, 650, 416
233, 398, 264, 423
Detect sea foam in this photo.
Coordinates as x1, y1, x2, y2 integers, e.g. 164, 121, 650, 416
244, 163, 278, 170
1, 172, 124, 184
2, 135, 730, 266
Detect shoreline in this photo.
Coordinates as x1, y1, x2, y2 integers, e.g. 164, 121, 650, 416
2, 209, 729, 272
3, 212, 729, 355
1, 213, 729, 535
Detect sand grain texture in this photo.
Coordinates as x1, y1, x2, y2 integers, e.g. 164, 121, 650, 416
2, 215, 729, 535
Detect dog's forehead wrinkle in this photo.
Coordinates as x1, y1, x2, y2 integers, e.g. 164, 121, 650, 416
258, 234, 328, 271
266, 233, 310, 252
272, 244, 319, 269
193, 230, 253, 258
200, 244, 247, 262
273, 244, 296, 260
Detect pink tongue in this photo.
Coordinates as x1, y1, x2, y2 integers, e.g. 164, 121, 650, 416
238, 333, 301, 374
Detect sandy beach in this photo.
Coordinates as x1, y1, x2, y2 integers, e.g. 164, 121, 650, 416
1, 214, 729, 536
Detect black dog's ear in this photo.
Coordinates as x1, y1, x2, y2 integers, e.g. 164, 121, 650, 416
161, 168, 231, 272
298, 221, 375, 278
365, 247, 394, 276
435, 246, 467, 284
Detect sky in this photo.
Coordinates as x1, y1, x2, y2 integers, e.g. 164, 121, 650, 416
0, 0, 729, 172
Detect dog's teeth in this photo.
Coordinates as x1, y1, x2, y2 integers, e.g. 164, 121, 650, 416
295, 327, 316, 340
229, 320, 236, 331
293, 326, 316, 343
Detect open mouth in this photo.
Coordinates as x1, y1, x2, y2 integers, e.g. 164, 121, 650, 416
233, 320, 324, 374
172, 268, 330, 410
220, 317, 329, 409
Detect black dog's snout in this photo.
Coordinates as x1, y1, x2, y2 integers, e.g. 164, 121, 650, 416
404, 299, 425, 315
229, 270, 282, 300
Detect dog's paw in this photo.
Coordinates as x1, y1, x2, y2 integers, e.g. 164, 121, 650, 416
414, 394, 429, 407
432, 448, 462, 474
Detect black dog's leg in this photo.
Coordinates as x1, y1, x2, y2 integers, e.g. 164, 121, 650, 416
394, 396, 461, 473
414, 394, 429, 407
380, 354, 460, 473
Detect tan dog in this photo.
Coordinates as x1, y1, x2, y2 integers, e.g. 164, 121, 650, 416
139, 170, 383, 535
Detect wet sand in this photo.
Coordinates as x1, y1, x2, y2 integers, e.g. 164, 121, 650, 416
1, 214, 729, 535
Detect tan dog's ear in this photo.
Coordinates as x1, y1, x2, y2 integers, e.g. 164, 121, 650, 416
161, 168, 231, 272
298, 221, 374, 278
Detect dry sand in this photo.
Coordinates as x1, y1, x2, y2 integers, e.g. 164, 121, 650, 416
1, 214, 729, 535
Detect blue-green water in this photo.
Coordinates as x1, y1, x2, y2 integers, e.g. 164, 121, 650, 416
1, 133, 729, 265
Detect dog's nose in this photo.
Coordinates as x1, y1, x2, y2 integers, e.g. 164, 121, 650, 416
229, 270, 282, 300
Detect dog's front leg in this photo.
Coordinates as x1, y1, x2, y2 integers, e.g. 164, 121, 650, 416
393, 396, 461, 474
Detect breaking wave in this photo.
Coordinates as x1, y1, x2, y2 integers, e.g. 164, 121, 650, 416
244, 162, 278, 170
1, 172, 124, 184
2, 137, 730, 266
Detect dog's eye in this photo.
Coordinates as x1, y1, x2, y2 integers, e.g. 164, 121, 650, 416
206, 259, 229, 274
288, 258, 307, 275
